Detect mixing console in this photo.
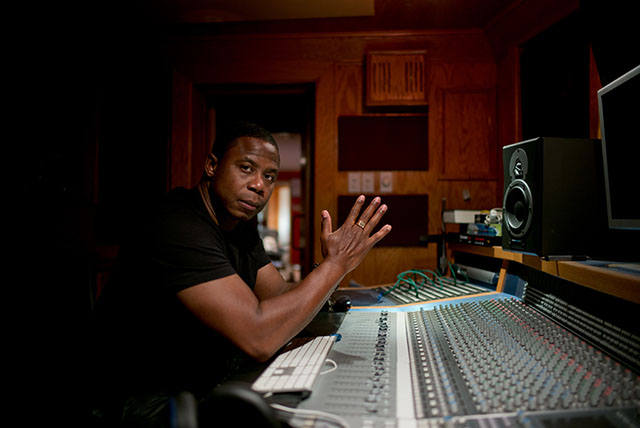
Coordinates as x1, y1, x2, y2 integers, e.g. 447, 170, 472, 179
375, 277, 492, 306
293, 295, 640, 427
524, 286, 640, 374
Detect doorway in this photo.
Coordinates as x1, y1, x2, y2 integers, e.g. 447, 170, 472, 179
200, 84, 315, 281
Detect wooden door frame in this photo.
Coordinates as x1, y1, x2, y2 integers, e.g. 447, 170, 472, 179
169, 61, 334, 272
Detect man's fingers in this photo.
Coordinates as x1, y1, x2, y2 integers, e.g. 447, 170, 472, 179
356, 196, 380, 226
345, 195, 365, 225
362, 203, 387, 232
369, 224, 392, 245
320, 197, 392, 273
362, 202, 391, 247
321, 210, 333, 238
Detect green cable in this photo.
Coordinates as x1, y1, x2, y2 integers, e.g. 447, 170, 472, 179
448, 260, 458, 286
447, 260, 469, 285
417, 269, 444, 289
380, 264, 470, 301
381, 269, 440, 298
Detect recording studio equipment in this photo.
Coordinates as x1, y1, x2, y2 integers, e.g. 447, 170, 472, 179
240, 244, 639, 428
293, 296, 639, 428
329, 273, 493, 307
598, 64, 640, 230
438, 198, 449, 276
252, 335, 337, 395
331, 295, 352, 312
502, 137, 607, 259
322, 294, 353, 313
377, 275, 491, 305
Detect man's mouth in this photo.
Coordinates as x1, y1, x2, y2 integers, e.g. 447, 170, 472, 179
238, 199, 260, 211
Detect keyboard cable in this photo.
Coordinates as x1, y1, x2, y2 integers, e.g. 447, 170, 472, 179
320, 358, 338, 375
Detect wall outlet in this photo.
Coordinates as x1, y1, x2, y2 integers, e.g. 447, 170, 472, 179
348, 172, 361, 193
362, 172, 374, 193
379, 172, 393, 193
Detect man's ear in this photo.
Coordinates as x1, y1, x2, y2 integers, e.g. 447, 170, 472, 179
204, 153, 218, 179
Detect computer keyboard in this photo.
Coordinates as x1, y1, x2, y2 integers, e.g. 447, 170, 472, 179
252, 335, 336, 394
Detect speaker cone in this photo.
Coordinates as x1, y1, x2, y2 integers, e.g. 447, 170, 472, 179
503, 179, 533, 238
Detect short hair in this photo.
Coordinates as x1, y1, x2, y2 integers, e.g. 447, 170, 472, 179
211, 121, 279, 162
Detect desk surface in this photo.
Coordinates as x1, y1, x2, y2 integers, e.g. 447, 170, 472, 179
450, 244, 640, 304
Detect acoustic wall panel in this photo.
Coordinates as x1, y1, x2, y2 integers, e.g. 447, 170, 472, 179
338, 115, 428, 171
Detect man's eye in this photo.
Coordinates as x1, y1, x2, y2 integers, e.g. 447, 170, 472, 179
240, 165, 252, 173
264, 174, 275, 183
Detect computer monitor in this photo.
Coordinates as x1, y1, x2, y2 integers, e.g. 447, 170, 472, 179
597, 64, 640, 230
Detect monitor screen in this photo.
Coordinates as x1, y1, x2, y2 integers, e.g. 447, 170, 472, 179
597, 64, 640, 230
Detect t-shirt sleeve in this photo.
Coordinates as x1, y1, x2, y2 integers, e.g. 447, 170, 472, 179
131, 188, 273, 294
251, 232, 273, 272
151, 218, 237, 293
148, 213, 273, 294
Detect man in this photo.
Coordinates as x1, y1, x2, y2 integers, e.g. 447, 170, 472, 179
94, 121, 391, 426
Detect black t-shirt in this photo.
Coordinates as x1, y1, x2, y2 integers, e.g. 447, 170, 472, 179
95, 187, 271, 398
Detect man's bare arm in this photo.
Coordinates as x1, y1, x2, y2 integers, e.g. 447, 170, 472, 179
177, 195, 391, 361
252, 263, 300, 301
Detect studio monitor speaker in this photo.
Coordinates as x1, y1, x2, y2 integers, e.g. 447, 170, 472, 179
502, 137, 606, 259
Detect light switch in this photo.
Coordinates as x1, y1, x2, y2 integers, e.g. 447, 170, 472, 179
348, 172, 361, 193
362, 172, 374, 193
379, 172, 393, 193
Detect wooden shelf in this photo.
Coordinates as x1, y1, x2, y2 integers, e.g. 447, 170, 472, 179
450, 244, 640, 304
556, 262, 640, 304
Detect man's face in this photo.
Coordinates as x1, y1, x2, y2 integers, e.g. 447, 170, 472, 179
210, 137, 280, 228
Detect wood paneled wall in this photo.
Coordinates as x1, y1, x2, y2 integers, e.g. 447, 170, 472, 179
166, 0, 579, 286
331, 59, 500, 286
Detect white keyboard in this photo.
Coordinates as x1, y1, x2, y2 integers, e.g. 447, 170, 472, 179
252, 335, 336, 394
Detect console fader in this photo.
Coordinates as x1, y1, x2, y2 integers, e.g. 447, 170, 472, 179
296, 296, 640, 427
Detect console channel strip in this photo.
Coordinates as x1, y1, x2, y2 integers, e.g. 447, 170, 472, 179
377, 276, 492, 305
294, 297, 640, 428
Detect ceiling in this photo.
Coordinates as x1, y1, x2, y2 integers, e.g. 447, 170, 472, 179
172, 0, 376, 23
139, 0, 521, 34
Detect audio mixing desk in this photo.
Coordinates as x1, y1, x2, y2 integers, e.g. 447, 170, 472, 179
267, 249, 640, 428
289, 294, 639, 427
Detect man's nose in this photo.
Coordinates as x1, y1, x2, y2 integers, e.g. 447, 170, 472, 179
248, 175, 265, 195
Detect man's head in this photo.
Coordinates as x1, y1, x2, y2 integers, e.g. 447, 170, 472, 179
204, 121, 280, 229
211, 121, 280, 164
